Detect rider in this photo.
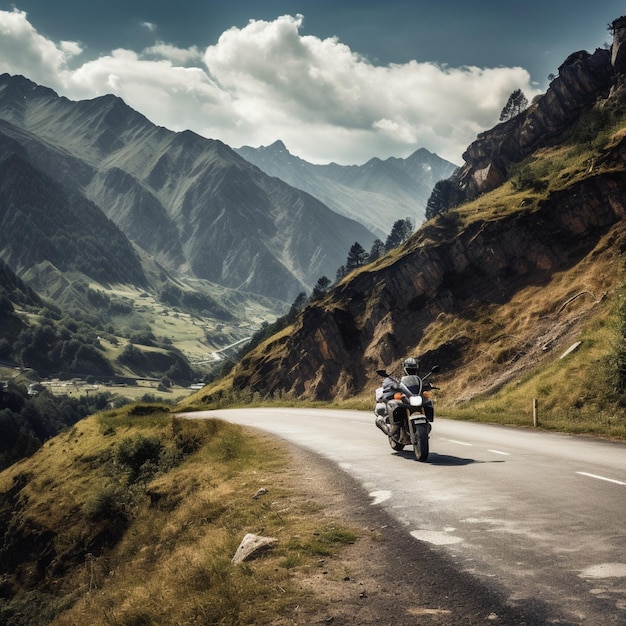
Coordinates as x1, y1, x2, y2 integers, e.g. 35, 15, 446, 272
403, 357, 435, 422
402, 357, 418, 376
374, 358, 419, 435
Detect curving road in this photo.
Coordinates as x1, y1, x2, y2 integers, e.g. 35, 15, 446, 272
181, 408, 626, 625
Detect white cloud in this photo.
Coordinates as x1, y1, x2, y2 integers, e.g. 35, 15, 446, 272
0, 9, 540, 165
201, 14, 538, 163
0, 9, 81, 88
144, 43, 204, 65
65, 49, 230, 131
60, 40, 83, 57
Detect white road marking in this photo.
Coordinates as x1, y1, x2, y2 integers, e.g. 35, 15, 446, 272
369, 490, 392, 505
576, 472, 626, 486
580, 563, 626, 578
487, 449, 510, 456
410, 529, 463, 545
446, 439, 472, 446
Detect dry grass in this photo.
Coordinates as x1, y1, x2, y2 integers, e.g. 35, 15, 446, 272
0, 407, 361, 626
440, 288, 626, 436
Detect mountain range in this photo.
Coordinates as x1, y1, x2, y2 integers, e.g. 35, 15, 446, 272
235, 141, 457, 237
0, 74, 391, 304
0, 72, 456, 384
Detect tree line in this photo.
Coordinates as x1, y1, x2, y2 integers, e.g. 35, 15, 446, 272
311, 217, 414, 299
0, 382, 114, 471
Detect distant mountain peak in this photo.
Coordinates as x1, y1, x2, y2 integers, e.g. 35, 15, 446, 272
235, 141, 457, 236
241, 139, 290, 156
267, 139, 288, 151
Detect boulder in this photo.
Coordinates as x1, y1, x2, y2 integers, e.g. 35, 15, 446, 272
231, 533, 278, 565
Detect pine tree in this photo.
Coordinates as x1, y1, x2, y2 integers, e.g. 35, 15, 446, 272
425, 180, 463, 219
288, 291, 308, 319
499, 89, 529, 122
335, 265, 347, 282
384, 219, 413, 252
368, 238, 385, 262
311, 276, 332, 299
346, 242, 368, 270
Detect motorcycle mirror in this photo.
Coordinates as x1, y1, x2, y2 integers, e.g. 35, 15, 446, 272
376, 369, 388, 377
431, 365, 440, 374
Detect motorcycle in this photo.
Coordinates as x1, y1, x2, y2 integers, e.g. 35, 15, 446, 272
374, 364, 440, 462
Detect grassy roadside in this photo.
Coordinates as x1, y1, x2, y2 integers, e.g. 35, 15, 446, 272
0, 405, 362, 626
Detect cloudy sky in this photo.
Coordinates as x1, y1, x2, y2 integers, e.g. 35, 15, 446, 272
0, 1, 622, 165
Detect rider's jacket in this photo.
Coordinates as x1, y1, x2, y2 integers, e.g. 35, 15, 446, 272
380, 376, 400, 400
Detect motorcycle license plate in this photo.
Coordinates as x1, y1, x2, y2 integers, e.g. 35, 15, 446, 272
411, 417, 428, 425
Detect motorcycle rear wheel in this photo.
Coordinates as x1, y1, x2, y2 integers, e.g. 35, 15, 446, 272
388, 437, 404, 451
413, 423, 429, 462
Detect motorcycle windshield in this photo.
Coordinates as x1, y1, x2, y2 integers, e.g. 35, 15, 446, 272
401, 374, 422, 394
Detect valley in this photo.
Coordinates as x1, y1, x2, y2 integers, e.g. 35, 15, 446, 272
1, 277, 278, 402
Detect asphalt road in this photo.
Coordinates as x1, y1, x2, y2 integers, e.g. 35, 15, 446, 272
182, 407, 626, 625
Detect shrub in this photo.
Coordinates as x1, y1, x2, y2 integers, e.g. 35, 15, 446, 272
115, 435, 163, 483
84, 483, 129, 522
605, 286, 626, 406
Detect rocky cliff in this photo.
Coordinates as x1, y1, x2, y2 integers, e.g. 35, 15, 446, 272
232, 170, 625, 401
454, 17, 626, 201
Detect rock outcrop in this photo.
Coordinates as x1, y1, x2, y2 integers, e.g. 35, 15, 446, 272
455, 48, 614, 201
454, 16, 626, 202
612, 16, 626, 74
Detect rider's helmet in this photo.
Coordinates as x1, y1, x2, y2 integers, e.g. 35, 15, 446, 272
403, 357, 419, 376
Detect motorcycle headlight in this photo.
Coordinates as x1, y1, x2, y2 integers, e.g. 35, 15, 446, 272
409, 396, 423, 407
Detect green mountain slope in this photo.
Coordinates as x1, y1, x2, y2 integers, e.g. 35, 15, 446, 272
0, 74, 377, 303
0, 151, 146, 285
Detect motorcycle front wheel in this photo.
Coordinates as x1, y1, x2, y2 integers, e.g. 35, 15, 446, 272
413, 423, 429, 462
